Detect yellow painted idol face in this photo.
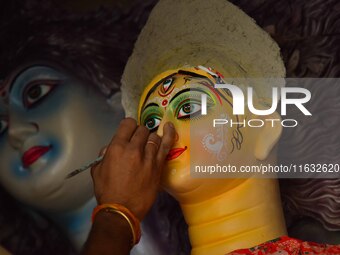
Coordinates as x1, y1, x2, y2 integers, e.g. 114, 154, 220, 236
138, 67, 281, 202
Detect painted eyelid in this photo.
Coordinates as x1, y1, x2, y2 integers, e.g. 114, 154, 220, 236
170, 91, 215, 106
143, 115, 162, 132
143, 114, 162, 124
141, 110, 163, 125
22, 81, 58, 107
178, 103, 201, 117
21, 78, 59, 91
174, 98, 191, 117
145, 117, 162, 130
173, 96, 213, 117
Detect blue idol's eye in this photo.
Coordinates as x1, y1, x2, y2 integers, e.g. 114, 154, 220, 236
144, 117, 161, 132
23, 81, 58, 108
177, 102, 201, 119
0, 119, 8, 136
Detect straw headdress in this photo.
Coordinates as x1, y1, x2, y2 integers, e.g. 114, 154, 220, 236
121, 0, 285, 118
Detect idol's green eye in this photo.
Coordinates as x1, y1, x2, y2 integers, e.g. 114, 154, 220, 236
177, 102, 201, 119
144, 116, 161, 132
0, 119, 8, 136
141, 104, 163, 132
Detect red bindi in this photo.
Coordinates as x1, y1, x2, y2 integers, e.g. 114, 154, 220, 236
162, 99, 168, 106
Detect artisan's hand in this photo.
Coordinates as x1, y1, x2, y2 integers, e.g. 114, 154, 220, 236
83, 118, 175, 255
91, 118, 176, 220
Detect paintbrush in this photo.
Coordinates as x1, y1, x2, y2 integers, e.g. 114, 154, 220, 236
65, 155, 104, 179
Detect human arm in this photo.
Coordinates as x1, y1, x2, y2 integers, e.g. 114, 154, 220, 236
81, 118, 176, 255
82, 210, 133, 255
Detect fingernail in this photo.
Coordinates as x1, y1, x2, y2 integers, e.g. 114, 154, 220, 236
166, 122, 175, 129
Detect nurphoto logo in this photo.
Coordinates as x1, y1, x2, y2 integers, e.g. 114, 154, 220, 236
200, 83, 312, 128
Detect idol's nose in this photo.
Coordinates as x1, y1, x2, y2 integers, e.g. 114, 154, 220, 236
156, 115, 179, 143
156, 114, 172, 137
156, 119, 166, 137
8, 112, 38, 150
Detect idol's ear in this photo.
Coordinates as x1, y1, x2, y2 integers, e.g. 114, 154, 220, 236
254, 111, 282, 160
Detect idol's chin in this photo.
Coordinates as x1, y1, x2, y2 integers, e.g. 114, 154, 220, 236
161, 164, 200, 201
30, 175, 94, 212
34, 186, 93, 213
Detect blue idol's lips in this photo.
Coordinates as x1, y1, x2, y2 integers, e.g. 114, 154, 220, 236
22, 145, 52, 168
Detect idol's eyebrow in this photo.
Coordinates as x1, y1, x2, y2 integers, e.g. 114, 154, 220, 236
8, 66, 33, 94
169, 88, 211, 104
143, 102, 159, 112
9, 66, 63, 94
177, 70, 209, 79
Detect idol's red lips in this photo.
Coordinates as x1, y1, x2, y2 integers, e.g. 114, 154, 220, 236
22, 145, 52, 168
166, 146, 187, 161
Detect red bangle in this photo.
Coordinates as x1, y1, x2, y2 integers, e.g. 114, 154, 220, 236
92, 203, 141, 245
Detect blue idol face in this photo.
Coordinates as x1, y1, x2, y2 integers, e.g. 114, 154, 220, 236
0, 66, 124, 212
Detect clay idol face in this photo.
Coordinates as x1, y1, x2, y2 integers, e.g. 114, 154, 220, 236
0, 65, 124, 212
139, 68, 255, 197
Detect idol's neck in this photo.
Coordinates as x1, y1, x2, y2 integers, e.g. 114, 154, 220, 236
179, 178, 287, 255
47, 197, 96, 251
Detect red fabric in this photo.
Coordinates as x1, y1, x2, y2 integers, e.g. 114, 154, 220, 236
227, 236, 340, 255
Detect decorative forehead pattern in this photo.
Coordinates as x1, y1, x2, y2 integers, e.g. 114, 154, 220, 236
148, 81, 192, 108
158, 77, 175, 96
138, 65, 225, 118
